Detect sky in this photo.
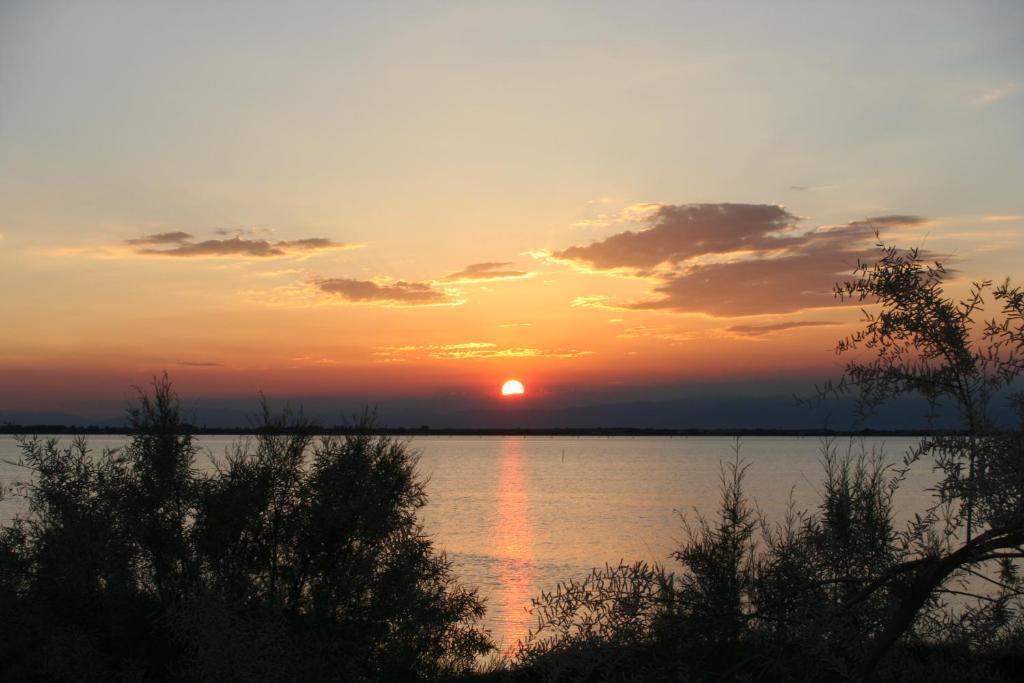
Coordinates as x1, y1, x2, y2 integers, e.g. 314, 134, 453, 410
1, 1, 1022, 426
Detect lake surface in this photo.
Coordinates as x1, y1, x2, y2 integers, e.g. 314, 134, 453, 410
0, 434, 936, 651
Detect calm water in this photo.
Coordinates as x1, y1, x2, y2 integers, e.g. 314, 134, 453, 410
0, 435, 936, 650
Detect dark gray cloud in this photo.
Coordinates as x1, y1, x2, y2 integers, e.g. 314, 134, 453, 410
131, 235, 350, 258
124, 231, 193, 245
443, 261, 531, 282
555, 203, 930, 317
315, 278, 457, 306
725, 321, 840, 337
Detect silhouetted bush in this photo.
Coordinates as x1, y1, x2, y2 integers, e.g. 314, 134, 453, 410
513, 239, 1024, 681
4, 237, 1023, 682
0, 377, 491, 681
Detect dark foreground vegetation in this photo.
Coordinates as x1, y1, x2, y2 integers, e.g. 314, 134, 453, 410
0, 391, 491, 681
2, 240, 1023, 681
496, 241, 1024, 682
0, 425, 942, 437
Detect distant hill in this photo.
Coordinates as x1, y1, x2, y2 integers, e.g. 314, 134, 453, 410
1, 391, 995, 433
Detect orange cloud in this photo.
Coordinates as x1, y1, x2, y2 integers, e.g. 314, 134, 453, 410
723, 321, 839, 338
132, 234, 353, 258
124, 231, 194, 245
616, 325, 698, 342
627, 250, 863, 316
378, 342, 592, 360
443, 261, 534, 283
554, 204, 929, 317
315, 277, 462, 306
554, 204, 801, 273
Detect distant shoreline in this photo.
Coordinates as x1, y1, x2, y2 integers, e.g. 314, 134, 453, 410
0, 425, 950, 437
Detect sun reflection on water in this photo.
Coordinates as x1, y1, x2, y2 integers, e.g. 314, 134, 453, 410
494, 436, 534, 655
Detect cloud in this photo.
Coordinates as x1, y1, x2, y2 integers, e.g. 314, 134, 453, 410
723, 321, 839, 338
378, 342, 592, 360
275, 238, 343, 250
613, 320, 838, 343
616, 325, 698, 343
124, 231, 194, 245
315, 277, 462, 306
552, 203, 931, 317
553, 204, 801, 273
133, 234, 354, 258
443, 261, 534, 283
984, 215, 1024, 222
255, 268, 302, 278
626, 250, 862, 316
572, 217, 615, 229
572, 202, 664, 230
288, 356, 346, 366
174, 361, 224, 367
789, 185, 838, 192
312, 261, 532, 309
571, 295, 621, 310
975, 82, 1020, 107
839, 215, 926, 229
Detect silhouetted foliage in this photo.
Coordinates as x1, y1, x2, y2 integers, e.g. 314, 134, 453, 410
512, 239, 1024, 681
831, 238, 1024, 678
4, 237, 1023, 682
0, 375, 491, 681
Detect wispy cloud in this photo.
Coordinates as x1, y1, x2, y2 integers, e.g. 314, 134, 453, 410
975, 82, 1020, 107
789, 185, 838, 192
312, 260, 534, 308
315, 277, 463, 307
377, 342, 592, 361
174, 360, 225, 367
616, 325, 698, 343
124, 231, 194, 245
571, 201, 664, 230
984, 215, 1024, 222
288, 356, 347, 366
442, 261, 534, 283
571, 295, 622, 310
132, 234, 355, 258
723, 321, 839, 338
51, 230, 360, 261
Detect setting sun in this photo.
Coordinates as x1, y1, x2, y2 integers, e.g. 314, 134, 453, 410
501, 379, 525, 396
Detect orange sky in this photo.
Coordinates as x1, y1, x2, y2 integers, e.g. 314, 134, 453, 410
1, 3, 1022, 423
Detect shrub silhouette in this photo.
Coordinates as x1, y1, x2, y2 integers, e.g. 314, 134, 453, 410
0, 376, 491, 681
516, 239, 1024, 681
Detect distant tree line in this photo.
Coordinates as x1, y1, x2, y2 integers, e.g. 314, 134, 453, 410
0, 424, 950, 437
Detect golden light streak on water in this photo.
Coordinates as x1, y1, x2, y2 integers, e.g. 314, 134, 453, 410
493, 436, 534, 655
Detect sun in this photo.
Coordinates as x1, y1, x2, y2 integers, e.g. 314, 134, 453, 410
501, 379, 525, 396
